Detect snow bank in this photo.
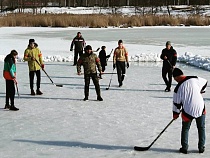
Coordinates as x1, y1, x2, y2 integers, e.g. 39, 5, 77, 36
179, 52, 210, 70
2, 52, 210, 71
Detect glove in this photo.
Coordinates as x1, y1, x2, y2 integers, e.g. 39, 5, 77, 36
127, 62, 129, 68
173, 113, 179, 120
113, 64, 116, 69
41, 64, 44, 69
107, 55, 110, 58
70, 48, 73, 51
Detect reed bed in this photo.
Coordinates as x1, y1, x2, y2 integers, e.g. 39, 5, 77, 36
0, 14, 210, 27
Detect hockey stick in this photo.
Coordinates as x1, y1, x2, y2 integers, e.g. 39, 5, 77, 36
105, 69, 115, 90
105, 49, 113, 65
134, 119, 175, 151
15, 82, 20, 98
35, 59, 63, 87
94, 47, 100, 52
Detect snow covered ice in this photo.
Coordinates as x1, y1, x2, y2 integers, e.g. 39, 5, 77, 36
0, 27, 210, 158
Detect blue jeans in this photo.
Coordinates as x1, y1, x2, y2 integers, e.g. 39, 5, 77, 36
181, 114, 205, 150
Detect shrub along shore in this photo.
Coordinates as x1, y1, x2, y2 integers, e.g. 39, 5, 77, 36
0, 14, 210, 27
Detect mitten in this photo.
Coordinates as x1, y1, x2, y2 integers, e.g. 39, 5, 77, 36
127, 62, 129, 68
113, 64, 116, 69
173, 113, 179, 120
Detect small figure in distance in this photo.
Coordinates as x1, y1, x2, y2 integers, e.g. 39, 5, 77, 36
98, 46, 110, 79
70, 32, 86, 66
160, 41, 177, 92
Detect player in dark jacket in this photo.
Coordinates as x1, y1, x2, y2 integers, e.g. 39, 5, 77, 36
98, 46, 110, 72
160, 41, 177, 92
70, 32, 85, 66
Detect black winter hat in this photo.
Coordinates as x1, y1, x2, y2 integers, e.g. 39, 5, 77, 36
118, 39, 123, 44
173, 68, 183, 77
166, 41, 171, 46
85, 45, 92, 50
29, 39, 35, 43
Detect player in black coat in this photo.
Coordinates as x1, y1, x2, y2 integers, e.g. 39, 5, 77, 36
98, 46, 110, 72
160, 41, 177, 92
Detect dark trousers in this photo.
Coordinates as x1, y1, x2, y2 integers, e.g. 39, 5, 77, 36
162, 67, 173, 89
6, 80, 15, 106
116, 61, 126, 85
181, 114, 205, 150
101, 63, 106, 72
29, 70, 41, 90
74, 50, 83, 65
84, 73, 101, 98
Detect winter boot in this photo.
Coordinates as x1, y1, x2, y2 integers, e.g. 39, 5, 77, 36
4, 104, 10, 109
179, 148, 187, 154
119, 82, 123, 87
97, 96, 103, 101
199, 147, 205, 153
9, 105, 19, 111
83, 97, 88, 101
36, 89, 43, 95
164, 87, 171, 92
31, 89, 35, 95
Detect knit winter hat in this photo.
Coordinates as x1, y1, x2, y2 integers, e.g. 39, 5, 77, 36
118, 40, 123, 44
29, 39, 35, 43
166, 41, 171, 46
101, 46, 106, 49
173, 68, 183, 77
85, 45, 92, 50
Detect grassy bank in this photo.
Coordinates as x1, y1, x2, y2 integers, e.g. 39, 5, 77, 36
0, 14, 210, 27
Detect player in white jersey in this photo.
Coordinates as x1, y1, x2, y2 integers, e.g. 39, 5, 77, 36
172, 68, 207, 154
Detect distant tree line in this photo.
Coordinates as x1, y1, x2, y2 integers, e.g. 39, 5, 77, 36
1, 0, 210, 12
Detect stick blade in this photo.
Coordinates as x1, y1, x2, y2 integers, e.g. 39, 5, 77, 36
134, 146, 150, 151
56, 84, 63, 87
106, 88, 109, 90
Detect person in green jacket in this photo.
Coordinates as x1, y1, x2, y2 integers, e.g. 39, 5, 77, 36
3, 50, 19, 111
24, 39, 44, 95
77, 45, 103, 101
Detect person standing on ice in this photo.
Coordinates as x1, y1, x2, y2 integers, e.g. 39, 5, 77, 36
70, 32, 86, 66
172, 68, 207, 154
113, 40, 129, 87
77, 45, 103, 101
3, 50, 19, 111
98, 46, 110, 78
160, 41, 177, 92
24, 39, 44, 95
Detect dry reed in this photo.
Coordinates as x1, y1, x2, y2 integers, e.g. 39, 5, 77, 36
0, 14, 210, 27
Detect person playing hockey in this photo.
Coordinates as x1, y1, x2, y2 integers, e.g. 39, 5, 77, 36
3, 50, 19, 111
70, 32, 86, 66
172, 68, 207, 154
98, 46, 110, 78
24, 39, 44, 95
113, 40, 129, 87
77, 45, 103, 101
160, 41, 177, 92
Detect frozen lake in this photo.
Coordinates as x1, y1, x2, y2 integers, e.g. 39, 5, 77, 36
0, 61, 210, 158
0, 27, 210, 157
1, 26, 210, 60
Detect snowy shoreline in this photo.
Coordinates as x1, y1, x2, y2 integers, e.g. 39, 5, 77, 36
1, 52, 210, 71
